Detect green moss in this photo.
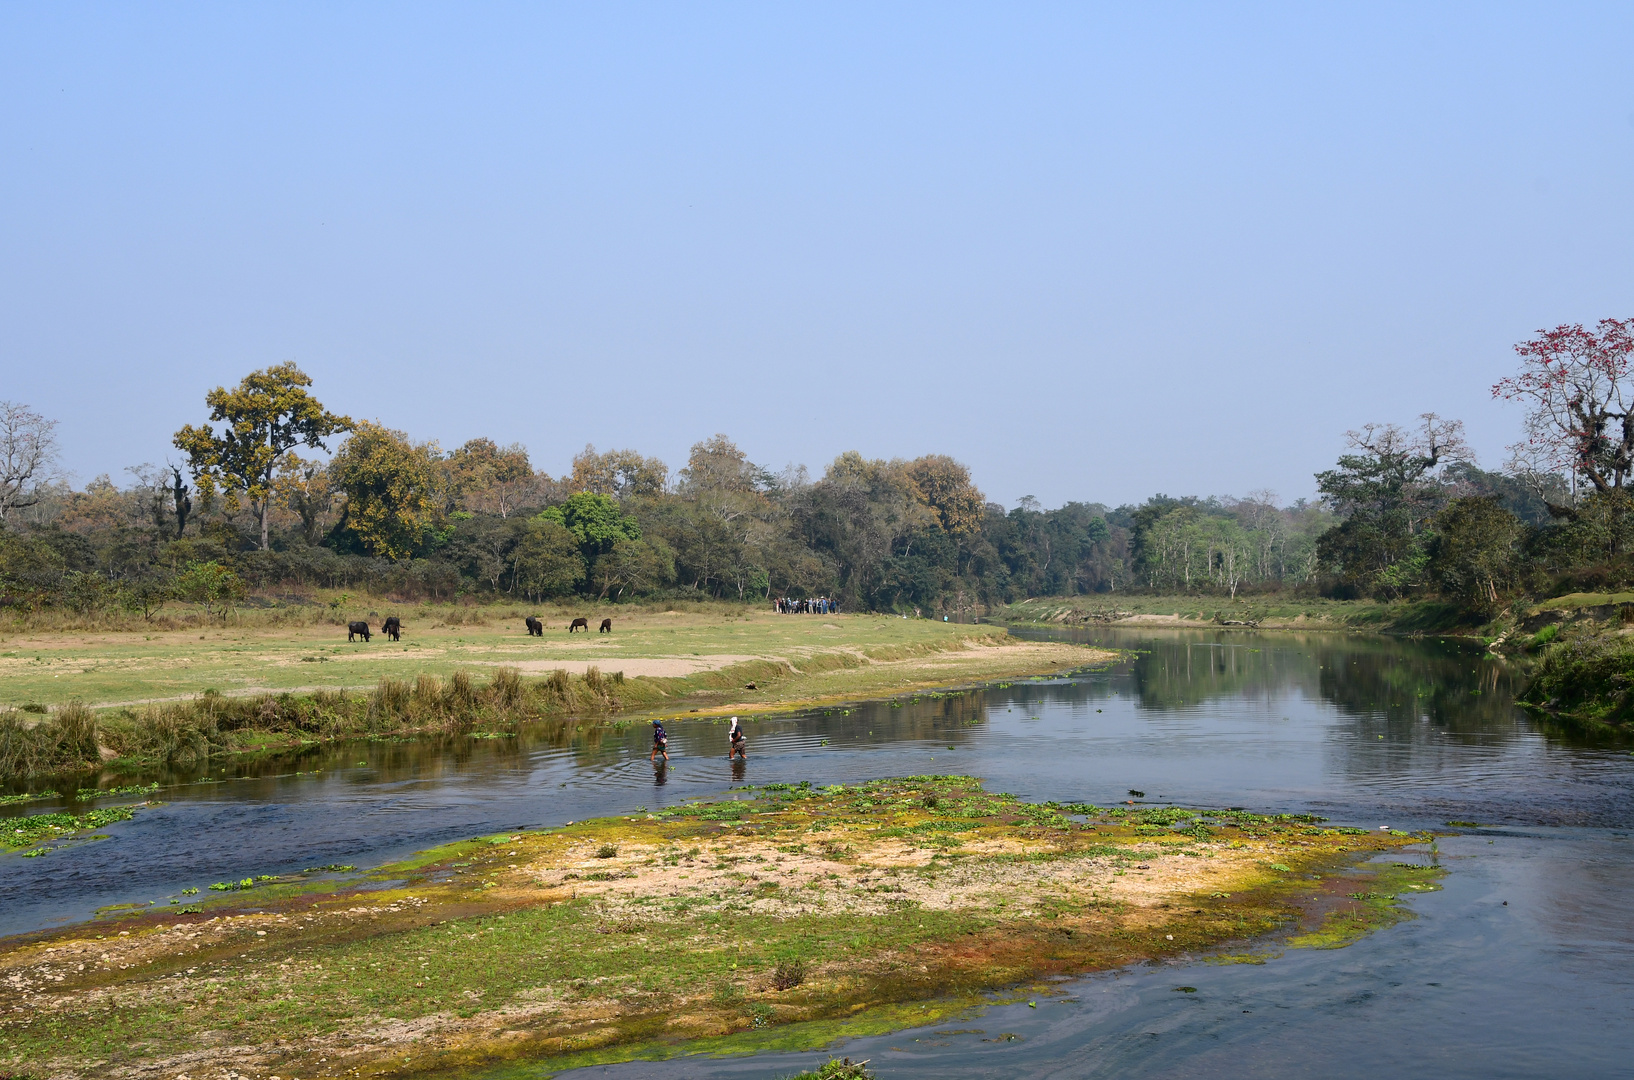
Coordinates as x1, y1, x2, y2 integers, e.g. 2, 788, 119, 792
1286, 859, 1445, 950
1, 778, 1433, 1080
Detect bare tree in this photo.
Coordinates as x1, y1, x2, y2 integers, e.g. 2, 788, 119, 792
0, 401, 60, 522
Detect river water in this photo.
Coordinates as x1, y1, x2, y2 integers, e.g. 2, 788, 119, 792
4, 627, 1632, 1078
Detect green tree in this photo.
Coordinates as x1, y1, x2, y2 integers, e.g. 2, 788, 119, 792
512, 518, 586, 599
590, 537, 674, 600
1315, 415, 1467, 598
329, 422, 445, 560
172, 363, 352, 551
538, 492, 642, 558
171, 559, 243, 622
1428, 496, 1522, 615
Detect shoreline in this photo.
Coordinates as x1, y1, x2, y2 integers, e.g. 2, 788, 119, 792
0, 777, 1440, 1079
1, 625, 1120, 787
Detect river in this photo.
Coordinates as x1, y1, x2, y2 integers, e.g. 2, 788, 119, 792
4, 627, 1632, 1078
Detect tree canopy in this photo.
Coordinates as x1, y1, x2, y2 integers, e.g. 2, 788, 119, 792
173, 363, 352, 550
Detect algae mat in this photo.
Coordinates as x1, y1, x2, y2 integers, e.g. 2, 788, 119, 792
0, 777, 1439, 1079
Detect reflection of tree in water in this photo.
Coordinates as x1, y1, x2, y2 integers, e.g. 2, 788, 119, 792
1017, 626, 1532, 741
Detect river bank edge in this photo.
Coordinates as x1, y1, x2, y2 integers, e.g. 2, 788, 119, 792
0, 776, 1441, 1080
991, 596, 1634, 738
0, 635, 1121, 792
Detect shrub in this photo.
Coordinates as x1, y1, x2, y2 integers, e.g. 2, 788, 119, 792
770, 957, 807, 991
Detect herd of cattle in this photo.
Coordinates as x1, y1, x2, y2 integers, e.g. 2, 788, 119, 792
345, 615, 611, 642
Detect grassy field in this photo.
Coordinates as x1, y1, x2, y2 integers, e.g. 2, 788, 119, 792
0, 608, 1113, 782
0, 776, 1437, 1080
0, 608, 1087, 712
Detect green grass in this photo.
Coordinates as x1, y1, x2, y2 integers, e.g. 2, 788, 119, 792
0, 606, 998, 710
1, 610, 1116, 781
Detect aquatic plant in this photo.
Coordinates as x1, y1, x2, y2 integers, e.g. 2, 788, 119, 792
3, 804, 138, 849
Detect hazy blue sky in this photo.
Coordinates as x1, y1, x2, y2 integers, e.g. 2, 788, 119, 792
4, 3, 1632, 508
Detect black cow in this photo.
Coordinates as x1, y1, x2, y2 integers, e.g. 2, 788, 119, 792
568, 617, 589, 633
381, 616, 402, 642
525, 616, 544, 636
599, 618, 613, 633
347, 621, 371, 642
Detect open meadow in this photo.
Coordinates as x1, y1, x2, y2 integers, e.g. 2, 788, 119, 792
0, 607, 1099, 712
0, 606, 1113, 781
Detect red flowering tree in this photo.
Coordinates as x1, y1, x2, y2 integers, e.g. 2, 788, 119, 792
1494, 319, 1634, 502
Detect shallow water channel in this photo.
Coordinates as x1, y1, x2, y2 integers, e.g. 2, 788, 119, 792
5, 627, 1633, 1078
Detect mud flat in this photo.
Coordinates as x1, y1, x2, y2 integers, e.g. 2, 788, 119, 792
0, 777, 1440, 1079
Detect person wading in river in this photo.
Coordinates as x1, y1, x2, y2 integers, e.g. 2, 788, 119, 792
728, 716, 747, 760
651, 719, 670, 763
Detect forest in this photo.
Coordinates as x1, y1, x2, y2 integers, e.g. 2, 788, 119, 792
1, 319, 1631, 623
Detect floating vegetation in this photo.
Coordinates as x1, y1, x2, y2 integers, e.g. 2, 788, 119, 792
2, 804, 140, 850
302, 864, 358, 873
208, 874, 276, 891
0, 790, 59, 807
75, 782, 161, 801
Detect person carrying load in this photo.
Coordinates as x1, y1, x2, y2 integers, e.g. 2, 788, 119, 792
728, 716, 747, 760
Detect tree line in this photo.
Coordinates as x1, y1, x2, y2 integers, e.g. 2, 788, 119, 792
1, 318, 1630, 620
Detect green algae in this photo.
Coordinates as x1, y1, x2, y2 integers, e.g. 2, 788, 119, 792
475, 999, 978, 1078
0, 777, 1437, 1080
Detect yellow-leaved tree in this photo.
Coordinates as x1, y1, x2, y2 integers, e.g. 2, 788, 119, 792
172, 363, 352, 550
328, 422, 445, 560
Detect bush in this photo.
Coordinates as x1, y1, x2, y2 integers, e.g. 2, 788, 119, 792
1521, 629, 1634, 726
770, 957, 807, 991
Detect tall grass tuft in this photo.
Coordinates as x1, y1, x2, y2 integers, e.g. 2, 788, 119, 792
446, 669, 476, 710
370, 678, 411, 728
52, 703, 99, 763
489, 667, 524, 709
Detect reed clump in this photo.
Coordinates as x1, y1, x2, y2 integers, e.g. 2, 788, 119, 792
2, 665, 634, 782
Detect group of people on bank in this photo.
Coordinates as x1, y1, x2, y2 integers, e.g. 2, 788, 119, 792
774, 596, 838, 614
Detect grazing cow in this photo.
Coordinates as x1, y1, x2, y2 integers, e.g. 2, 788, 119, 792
347, 621, 371, 642
599, 618, 613, 634
525, 616, 544, 636
381, 616, 402, 642
568, 617, 589, 633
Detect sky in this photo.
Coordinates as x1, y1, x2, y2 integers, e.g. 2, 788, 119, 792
3, 3, 1633, 510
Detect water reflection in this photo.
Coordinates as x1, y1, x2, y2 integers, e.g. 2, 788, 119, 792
3, 628, 1631, 941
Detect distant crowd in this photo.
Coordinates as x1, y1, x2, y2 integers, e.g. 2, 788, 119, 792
774, 596, 838, 614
